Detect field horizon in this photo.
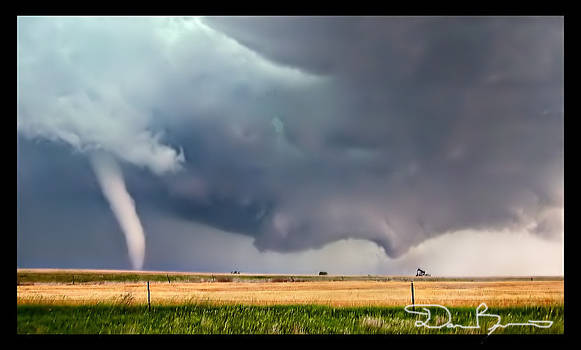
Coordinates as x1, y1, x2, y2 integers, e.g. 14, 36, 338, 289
16, 268, 565, 282
17, 268, 564, 334
17, 268, 564, 307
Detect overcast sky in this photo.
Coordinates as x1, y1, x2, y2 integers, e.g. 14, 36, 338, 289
17, 16, 563, 276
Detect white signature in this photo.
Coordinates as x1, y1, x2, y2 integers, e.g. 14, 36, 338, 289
403, 303, 553, 335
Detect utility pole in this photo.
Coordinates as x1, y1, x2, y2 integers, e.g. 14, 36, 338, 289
411, 281, 415, 311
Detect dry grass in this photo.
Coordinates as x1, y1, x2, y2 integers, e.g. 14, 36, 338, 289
17, 280, 564, 307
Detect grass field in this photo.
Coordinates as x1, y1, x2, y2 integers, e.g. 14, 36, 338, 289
17, 268, 563, 284
16, 269, 564, 335
17, 280, 564, 307
17, 304, 563, 334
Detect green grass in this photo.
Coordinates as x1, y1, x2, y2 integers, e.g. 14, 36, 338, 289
17, 270, 563, 284
15, 271, 415, 284
16, 271, 417, 284
17, 303, 563, 334
18, 271, 206, 284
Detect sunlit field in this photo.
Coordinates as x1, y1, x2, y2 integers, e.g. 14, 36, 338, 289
18, 280, 563, 307
17, 269, 563, 334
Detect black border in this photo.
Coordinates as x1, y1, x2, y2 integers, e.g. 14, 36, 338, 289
14, 5, 566, 17
16, 11, 570, 346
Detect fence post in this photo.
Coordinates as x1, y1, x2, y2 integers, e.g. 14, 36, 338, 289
411, 281, 415, 311
167, 274, 171, 284
72, 275, 75, 285
147, 280, 151, 311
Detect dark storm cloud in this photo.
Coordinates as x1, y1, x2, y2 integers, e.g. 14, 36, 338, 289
158, 16, 563, 256
17, 17, 563, 267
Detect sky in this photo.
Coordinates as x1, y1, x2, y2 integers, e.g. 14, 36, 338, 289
16, 16, 564, 276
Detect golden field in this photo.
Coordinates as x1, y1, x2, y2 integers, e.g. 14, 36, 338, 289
17, 280, 564, 307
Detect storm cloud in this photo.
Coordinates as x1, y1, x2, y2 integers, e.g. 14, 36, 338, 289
17, 16, 563, 273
